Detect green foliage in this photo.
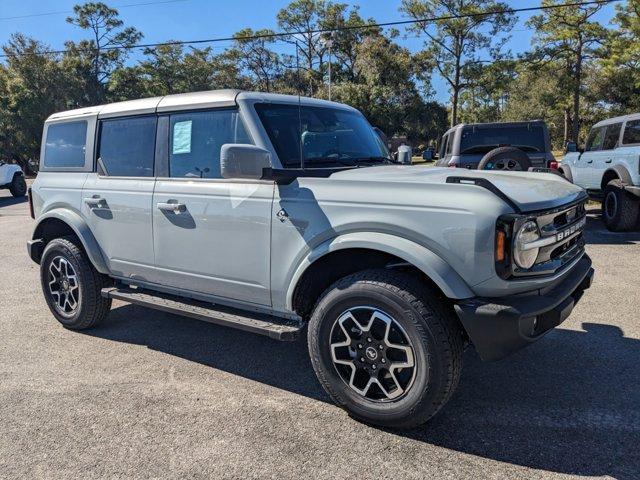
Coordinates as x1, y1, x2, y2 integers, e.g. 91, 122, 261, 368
400, 0, 516, 126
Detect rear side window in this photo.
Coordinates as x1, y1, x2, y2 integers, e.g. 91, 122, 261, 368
602, 123, 622, 150
585, 127, 606, 151
97, 116, 157, 177
623, 120, 640, 145
168, 109, 251, 179
44, 121, 87, 168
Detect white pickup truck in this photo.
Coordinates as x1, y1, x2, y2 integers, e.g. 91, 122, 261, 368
0, 160, 27, 197
561, 114, 640, 231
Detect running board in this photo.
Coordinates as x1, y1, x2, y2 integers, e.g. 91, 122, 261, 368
101, 287, 302, 341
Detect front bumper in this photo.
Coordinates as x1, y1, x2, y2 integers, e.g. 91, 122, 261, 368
454, 254, 594, 361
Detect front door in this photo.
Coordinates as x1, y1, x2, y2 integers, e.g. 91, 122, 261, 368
82, 115, 157, 281
151, 109, 273, 306
575, 125, 606, 189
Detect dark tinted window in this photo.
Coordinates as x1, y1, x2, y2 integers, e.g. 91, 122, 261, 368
255, 103, 389, 168
459, 125, 546, 154
602, 123, 622, 150
44, 121, 87, 167
623, 120, 640, 144
98, 116, 157, 177
439, 134, 448, 159
169, 110, 251, 179
585, 127, 606, 152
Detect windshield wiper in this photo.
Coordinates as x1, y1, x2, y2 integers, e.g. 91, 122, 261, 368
351, 156, 393, 164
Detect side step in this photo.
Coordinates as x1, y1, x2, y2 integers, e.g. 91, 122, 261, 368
101, 287, 302, 341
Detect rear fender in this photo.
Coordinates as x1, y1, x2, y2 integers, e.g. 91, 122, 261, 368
31, 209, 109, 274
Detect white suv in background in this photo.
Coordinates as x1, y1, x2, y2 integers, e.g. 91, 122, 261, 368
561, 114, 640, 231
0, 160, 27, 197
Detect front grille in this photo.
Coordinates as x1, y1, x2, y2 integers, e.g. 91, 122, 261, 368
512, 200, 587, 277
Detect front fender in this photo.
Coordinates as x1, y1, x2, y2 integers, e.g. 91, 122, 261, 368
32, 209, 109, 274
285, 232, 475, 310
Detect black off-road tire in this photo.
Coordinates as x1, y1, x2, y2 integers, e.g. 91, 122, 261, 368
478, 146, 532, 171
307, 269, 464, 429
40, 236, 112, 330
602, 179, 639, 232
9, 174, 27, 197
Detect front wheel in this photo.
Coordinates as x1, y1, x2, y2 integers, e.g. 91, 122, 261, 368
308, 269, 464, 429
40, 237, 112, 329
9, 174, 27, 197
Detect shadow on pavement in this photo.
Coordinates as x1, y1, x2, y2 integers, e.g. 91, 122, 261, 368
86, 304, 640, 479
585, 208, 640, 245
0, 195, 27, 208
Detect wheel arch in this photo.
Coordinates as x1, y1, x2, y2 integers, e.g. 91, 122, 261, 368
286, 232, 474, 319
558, 164, 573, 183
601, 165, 633, 191
31, 209, 109, 274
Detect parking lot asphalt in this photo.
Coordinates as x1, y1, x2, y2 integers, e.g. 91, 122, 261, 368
1, 182, 639, 480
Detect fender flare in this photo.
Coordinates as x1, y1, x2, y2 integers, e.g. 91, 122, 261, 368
285, 232, 475, 310
558, 164, 573, 183
602, 165, 633, 189
32, 209, 109, 274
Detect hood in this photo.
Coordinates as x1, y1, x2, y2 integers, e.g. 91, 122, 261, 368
329, 165, 586, 212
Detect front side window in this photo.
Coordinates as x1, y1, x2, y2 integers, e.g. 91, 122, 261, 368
44, 121, 87, 168
585, 127, 606, 152
602, 123, 622, 150
98, 116, 157, 177
255, 103, 390, 168
168, 109, 251, 179
623, 119, 640, 145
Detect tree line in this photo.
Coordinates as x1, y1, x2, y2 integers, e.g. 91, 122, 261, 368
1, 0, 639, 172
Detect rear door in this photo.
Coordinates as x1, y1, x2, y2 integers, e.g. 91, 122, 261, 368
82, 115, 158, 281
152, 108, 273, 306
575, 126, 606, 188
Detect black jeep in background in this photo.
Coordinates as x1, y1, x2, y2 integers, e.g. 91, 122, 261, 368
435, 120, 557, 171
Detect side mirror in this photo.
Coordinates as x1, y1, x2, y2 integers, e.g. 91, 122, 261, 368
220, 144, 271, 180
565, 141, 578, 153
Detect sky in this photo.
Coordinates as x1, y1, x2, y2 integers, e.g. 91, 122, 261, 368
0, 0, 619, 102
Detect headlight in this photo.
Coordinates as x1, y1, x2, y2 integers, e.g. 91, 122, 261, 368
513, 220, 540, 269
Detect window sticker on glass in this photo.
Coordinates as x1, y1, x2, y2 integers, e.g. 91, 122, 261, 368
173, 120, 192, 154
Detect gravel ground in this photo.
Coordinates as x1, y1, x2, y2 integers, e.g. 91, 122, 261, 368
1, 183, 639, 480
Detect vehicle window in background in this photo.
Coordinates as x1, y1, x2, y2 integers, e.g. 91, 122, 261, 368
439, 134, 448, 159
98, 116, 157, 177
255, 103, 389, 168
602, 123, 622, 150
585, 127, 606, 152
459, 125, 546, 154
168, 109, 251, 179
445, 133, 453, 155
623, 120, 640, 144
44, 121, 87, 168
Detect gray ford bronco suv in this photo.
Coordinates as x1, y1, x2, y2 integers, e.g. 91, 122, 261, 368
28, 90, 594, 428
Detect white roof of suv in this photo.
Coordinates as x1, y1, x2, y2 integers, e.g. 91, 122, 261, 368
593, 113, 640, 128
46, 89, 356, 121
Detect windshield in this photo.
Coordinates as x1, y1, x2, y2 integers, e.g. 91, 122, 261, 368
459, 125, 546, 154
255, 103, 390, 168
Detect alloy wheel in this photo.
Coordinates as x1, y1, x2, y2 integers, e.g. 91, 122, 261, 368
329, 306, 417, 402
48, 255, 80, 316
605, 191, 618, 220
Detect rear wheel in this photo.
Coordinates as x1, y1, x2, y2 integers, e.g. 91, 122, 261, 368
9, 174, 26, 197
602, 179, 639, 232
308, 269, 464, 429
40, 237, 112, 329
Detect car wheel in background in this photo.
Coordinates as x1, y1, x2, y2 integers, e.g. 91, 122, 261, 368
602, 179, 640, 232
40, 237, 113, 330
9, 174, 27, 197
478, 146, 532, 171
307, 269, 464, 429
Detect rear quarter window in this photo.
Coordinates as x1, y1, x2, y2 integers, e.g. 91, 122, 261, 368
43, 121, 88, 168
623, 120, 640, 145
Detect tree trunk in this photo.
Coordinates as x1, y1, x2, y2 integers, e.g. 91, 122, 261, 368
451, 41, 462, 127
571, 40, 583, 143
563, 107, 572, 146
